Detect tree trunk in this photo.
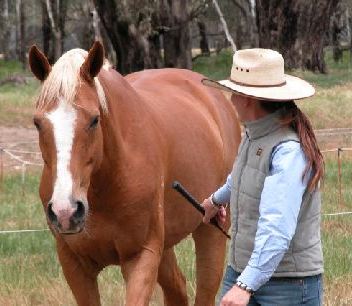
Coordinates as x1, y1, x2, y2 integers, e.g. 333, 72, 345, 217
45, 0, 67, 61
348, 8, 352, 63
15, 0, 25, 69
149, 11, 163, 68
93, 0, 158, 74
19, 0, 25, 69
331, 2, 344, 63
256, 0, 340, 73
91, 4, 102, 42
58, 0, 67, 53
160, 0, 192, 69
42, 0, 52, 60
198, 20, 210, 56
0, 0, 11, 60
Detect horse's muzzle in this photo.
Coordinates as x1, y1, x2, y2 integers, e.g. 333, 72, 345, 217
47, 200, 86, 234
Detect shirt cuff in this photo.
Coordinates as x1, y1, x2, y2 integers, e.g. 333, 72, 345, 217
236, 266, 271, 292
212, 188, 230, 204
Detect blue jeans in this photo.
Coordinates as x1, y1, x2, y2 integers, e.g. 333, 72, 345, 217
219, 265, 323, 306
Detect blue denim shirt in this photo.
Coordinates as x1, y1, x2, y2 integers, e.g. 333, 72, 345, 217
213, 140, 308, 291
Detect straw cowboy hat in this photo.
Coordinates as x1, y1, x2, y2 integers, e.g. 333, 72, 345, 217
202, 48, 315, 101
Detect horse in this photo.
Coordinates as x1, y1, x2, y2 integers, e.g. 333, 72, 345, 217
28, 41, 241, 306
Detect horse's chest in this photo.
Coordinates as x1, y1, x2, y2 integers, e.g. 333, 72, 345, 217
65, 234, 120, 266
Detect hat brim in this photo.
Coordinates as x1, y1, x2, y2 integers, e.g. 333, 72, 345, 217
202, 74, 315, 101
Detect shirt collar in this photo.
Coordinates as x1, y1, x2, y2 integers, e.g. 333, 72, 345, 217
244, 110, 283, 140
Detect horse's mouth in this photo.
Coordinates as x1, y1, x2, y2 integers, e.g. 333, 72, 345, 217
60, 228, 84, 235
55, 224, 85, 235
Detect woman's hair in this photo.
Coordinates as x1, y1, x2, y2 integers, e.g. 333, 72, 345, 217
260, 100, 324, 191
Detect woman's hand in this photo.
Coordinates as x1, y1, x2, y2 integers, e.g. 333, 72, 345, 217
220, 286, 251, 306
201, 196, 227, 224
201, 197, 219, 223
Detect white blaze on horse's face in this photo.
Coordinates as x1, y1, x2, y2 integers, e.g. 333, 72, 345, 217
45, 101, 86, 234
46, 102, 76, 206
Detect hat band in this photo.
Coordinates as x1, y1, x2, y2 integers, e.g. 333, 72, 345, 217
230, 78, 287, 88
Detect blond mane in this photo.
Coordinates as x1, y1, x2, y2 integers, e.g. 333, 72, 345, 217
36, 48, 109, 113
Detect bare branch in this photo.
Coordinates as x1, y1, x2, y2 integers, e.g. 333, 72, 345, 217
212, 0, 237, 52
45, 0, 59, 36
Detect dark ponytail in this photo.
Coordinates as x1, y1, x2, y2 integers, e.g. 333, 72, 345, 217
261, 100, 324, 191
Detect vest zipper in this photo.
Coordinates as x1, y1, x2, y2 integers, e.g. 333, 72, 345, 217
234, 133, 251, 267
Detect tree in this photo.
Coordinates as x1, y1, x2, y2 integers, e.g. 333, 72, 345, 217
160, 0, 192, 69
16, 0, 26, 69
0, 0, 11, 60
93, 0, 196, 74
256, 0, 340, 73
93, 0, 153, 74
43, 0, 68, 62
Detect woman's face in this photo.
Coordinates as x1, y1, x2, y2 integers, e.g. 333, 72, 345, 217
230, 93, 250, 121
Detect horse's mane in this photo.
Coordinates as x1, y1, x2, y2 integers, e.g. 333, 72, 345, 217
36, 48, 109, 113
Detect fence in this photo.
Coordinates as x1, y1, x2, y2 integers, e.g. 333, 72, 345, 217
1, 138, 352, 235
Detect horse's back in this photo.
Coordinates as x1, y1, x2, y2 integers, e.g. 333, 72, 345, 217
126, 68, 239, 172
127, 68, 241, 246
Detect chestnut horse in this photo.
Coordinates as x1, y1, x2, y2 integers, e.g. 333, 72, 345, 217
28, 42, 241, 306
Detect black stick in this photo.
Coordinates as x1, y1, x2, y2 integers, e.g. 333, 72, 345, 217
172, 181, 231, 239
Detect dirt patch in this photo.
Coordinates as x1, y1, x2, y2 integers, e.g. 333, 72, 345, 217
0, 126, 41, 171
0, 125, 351, 172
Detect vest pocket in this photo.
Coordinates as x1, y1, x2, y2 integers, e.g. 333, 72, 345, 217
240, 165, 266, 199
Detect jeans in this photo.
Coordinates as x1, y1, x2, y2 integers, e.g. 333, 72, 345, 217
218, 265, 323, 306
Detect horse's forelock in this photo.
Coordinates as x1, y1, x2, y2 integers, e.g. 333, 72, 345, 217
36, 48, 108, 113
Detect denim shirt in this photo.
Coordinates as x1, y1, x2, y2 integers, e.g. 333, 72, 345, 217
213, 140, 307, 291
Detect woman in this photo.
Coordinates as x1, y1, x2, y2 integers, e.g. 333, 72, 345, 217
201, 49, 324, 306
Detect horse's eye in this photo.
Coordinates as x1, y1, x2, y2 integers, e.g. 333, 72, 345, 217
89, 115, 99, 129
33, 118, 41, 131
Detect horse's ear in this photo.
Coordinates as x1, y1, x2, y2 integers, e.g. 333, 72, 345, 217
80, 41, 105, 83
28, 45, 51, 82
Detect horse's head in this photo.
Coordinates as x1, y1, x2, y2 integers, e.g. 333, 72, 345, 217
29, 42, 108, 234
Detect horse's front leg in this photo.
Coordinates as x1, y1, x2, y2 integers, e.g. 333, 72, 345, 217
121, 195, 164, 306
121, 243, 163, 305
56, 239, 101, 306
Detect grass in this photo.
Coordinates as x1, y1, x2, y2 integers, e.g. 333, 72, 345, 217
1, 48, 352, 129
1, 159, 352, 304
0, 171, 196, 305
0, 60, 39, 127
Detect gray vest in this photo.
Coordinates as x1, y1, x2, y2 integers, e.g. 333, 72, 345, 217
229, 111, 323, 277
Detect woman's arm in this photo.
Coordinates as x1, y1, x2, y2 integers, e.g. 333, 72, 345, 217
212, 173, 233, 205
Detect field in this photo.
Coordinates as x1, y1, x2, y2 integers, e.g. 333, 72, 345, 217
1, 50, 352, 305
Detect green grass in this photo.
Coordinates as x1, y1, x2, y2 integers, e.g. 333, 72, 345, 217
293, 48, 352, 88
0, 60, 27, 79
321, 158, 352, 281
0, 60, 39, 127
0, 159, 352, 304
0, 172, 197, 305
0, 49, 352, 128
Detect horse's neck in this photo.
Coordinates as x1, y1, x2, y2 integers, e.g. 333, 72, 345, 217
94, 69, 156, 186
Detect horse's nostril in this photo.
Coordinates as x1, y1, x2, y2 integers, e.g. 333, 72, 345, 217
47, 202, 58, 224
73, 201, 85, 221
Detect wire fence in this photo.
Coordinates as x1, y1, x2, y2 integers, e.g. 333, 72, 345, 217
1, 140, 352, 234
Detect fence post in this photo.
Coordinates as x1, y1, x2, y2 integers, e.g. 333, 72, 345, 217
0, 148, 3, 189
337, 148, 343, 208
